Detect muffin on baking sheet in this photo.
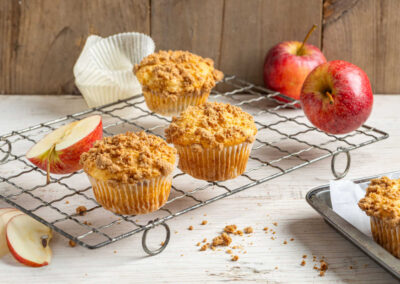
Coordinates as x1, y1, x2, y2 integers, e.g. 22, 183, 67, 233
80, 131, 176, 215
165, 102, 257, 181
358, 176, 400, 257
134, 50, 223, 116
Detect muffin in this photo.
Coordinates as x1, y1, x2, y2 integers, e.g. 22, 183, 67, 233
165, 102, 257, 181
80, 131, 176, 215
358, 176, 400, 257
134, 50, 223, 116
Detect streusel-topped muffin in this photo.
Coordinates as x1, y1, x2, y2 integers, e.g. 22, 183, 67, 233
134, 50, 223, 116
359, 176, 400, 257
165, 102, 257, 181
80, 131, 176, 215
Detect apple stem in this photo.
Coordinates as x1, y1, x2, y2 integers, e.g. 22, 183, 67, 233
298, 24, 317, 55
325, 91, 334, 104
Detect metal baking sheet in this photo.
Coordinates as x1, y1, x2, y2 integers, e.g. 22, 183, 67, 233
306, 171, 400, 280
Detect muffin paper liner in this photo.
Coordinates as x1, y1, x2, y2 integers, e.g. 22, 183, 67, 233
371, 216, 400, 258
86, 174, 172, 215
143, 90, 210, 117
175, 142, 253, 181
74, 32, 155, 108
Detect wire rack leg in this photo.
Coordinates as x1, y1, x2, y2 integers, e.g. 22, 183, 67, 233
331, 147, 351, 179
142, 223, 170, 256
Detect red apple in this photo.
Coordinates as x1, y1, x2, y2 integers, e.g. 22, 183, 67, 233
263, 26, 326, 103
300, 60, 373, 134
26, 115, 103, 181
6, 214, 52, 267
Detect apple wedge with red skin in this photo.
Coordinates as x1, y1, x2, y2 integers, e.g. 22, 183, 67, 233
0, 208, 20, 257
6, 214, 52, 267
26, 115, 103, 175
300, 60, 373, 134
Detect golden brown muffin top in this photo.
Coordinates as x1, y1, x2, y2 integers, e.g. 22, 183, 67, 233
80, 131, 176, 183
165, 102, 257, 149
134, 50, 223, 98
358, 176, 400, 225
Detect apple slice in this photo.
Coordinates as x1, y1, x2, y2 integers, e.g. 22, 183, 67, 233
26, 115, 103, 182
6, 214, 52, 267
0, 209, 21, 257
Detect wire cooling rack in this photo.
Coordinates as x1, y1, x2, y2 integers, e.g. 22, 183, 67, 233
0, 76, 389, 255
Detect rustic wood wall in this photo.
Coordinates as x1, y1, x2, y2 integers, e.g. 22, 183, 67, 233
0, 0, 399, 94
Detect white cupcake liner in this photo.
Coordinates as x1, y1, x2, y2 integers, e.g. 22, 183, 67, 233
74, 32, 155, 108
175, 142, 254, 181
87, 174, 173, 215
371, 217, 400, 258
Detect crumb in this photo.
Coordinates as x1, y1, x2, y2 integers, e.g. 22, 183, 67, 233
68, 240, 76, 247
303, 254, 307, 259
275, 267, 278, 270
200, 244, 208, 251
76, 206, 87, 216
211, 246, 216, 251
271, 237, 275, 240
263, 227, 268, 231
319, 271, 325, 277
232, 245, 238, 249
235, 230, 243, 236
201, 220, 208, 225
349, 266, 353, 269
175, 231, 178, 234
83, 221, 92, 226
226, 249, 232, 254
188, 225, 193, 230
244, 226, 253, 234
364, 264, 368, 268
161, 241, 165, 246
65, 200, 69, 204
313, 265, 318, 270
181, 254, 184, 256
257, 203, 262, 206
301, 260, 306, 266
212, 232, 232, 247
196, 242, 201, 246
114, 250, 117, 254
283, 240, 287, 245
272, 231, 276, 235
231, 255, 239, 261
224, 225, 237, 234
290, 238, 294, 241
273, 222, 278, 226
204, 214, 207, 216
203, 238, 207, 243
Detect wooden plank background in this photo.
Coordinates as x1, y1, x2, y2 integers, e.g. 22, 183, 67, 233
0, 0, 399, 94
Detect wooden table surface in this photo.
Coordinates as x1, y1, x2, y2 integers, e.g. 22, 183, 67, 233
0, 95, 398, 283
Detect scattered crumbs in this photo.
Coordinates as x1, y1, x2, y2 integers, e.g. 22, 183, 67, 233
224, 225, 237, 234
313, 265, 318, 270
273, 222, 278, 226
244, 226, 253, 234
68, 240, 76, 247
290, 238, 295, 241
226, 249, 232, 254
196, 242, 201, 246
301, 260, 306, 266
203, 238, 207, 243
181, 254, 184, 257
65, 200, 69, 204
113, 250, 117, 254
201, 220, 208, 225
319, 271, 325, 277
231, 255, 239, 261
188, 225, 193, 231
249, 242, 253, 245
272, 231, 276, 235
235, 230, 244, 236
76, 206, 87, 216
83, 221, 92, 226
257, 203, 262, 206
303, 254, 307, 259
175, 231, 179, 234
200, 244, 208, 251
211, 246, 216, 251
270, 237, 275, 240
263, 227, 268, 231
275, 267, 278, 270
232, 245, 238, 249
349, 266, 353, 270
283, 240, 287, 245
161, 241, 165, 246
243, 251, 247, 254
212, 233, 232, 247
204, 214, 207, 216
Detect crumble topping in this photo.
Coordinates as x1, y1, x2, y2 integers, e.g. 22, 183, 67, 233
80, 131, 176, 183
134, 50, 223, 98
358, 176, 400, 225
165, 102, 257, 148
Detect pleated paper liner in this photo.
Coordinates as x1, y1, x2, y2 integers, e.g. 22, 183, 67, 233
73, 32, 155, 108
86, 174, 173, 215
175, 142, 254, 181
371, 216, 400, 258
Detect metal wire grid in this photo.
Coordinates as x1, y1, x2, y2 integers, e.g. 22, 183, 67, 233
0, 76, 389, 253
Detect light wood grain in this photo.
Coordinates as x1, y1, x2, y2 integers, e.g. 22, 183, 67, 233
323, 0, 400, 93
0, 0, 150, 95
219, 0, 323, 86
0, 94, 398, 283
151, 0, 224, 65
